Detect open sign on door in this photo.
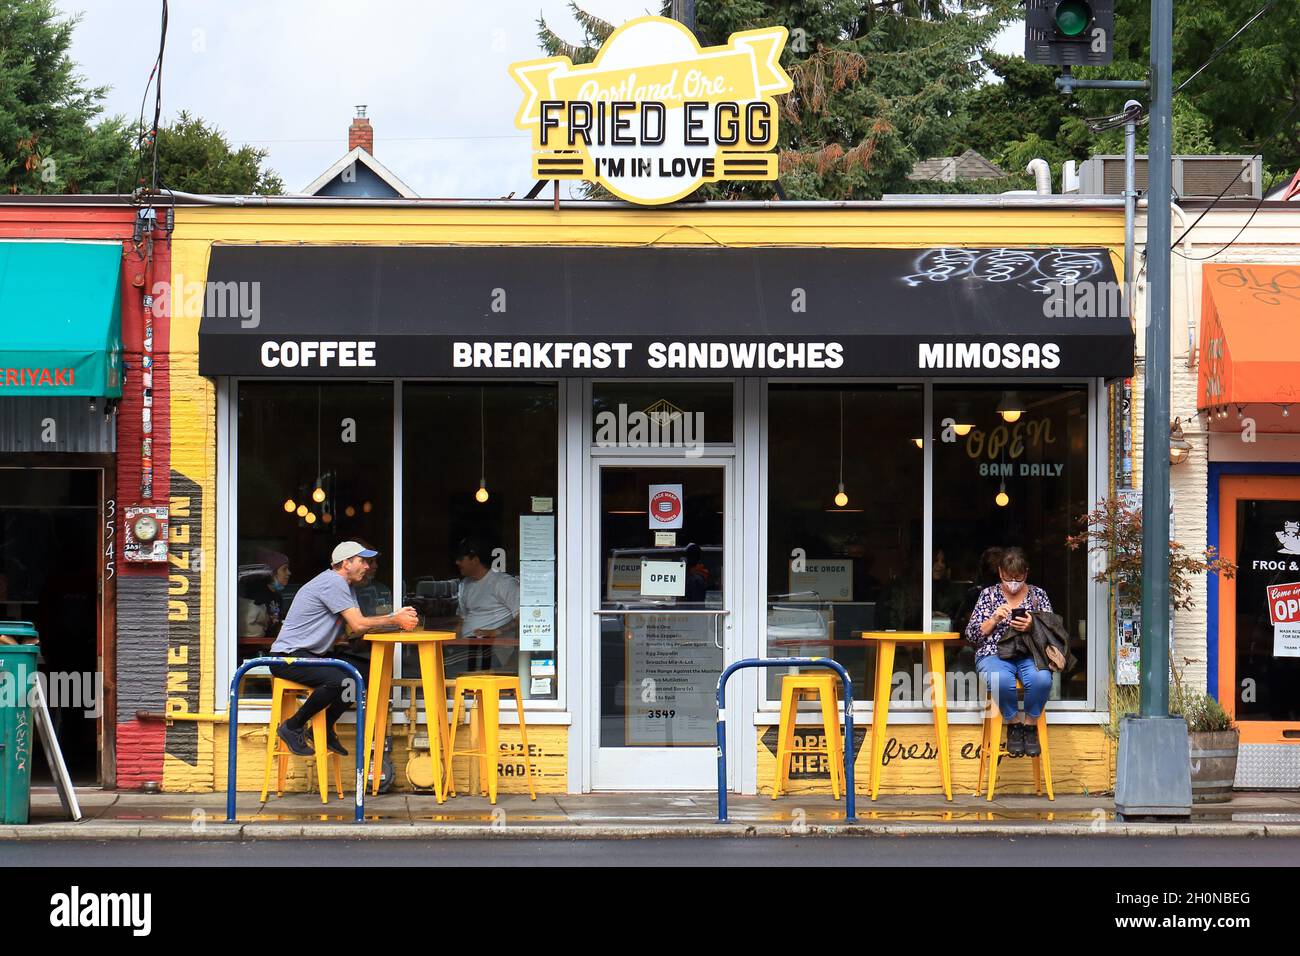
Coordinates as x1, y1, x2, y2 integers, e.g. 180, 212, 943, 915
1267, 582, 1300, 625
648, 484, 683, 529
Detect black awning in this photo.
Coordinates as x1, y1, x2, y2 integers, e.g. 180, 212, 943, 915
198, 245, 1133, 378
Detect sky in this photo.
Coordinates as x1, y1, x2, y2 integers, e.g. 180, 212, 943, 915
58, 1, 1021, 198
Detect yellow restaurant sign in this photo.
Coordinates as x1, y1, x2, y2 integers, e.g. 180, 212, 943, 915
510, 16, 792, 205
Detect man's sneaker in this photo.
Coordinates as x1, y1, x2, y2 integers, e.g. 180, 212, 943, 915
1023, 724, 1041, 757
1006, 722, 1026, 757
325, 731, 348, 757
277, 723, 313, 756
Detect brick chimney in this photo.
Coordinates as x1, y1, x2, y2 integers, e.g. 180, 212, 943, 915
348, 106, 373, 154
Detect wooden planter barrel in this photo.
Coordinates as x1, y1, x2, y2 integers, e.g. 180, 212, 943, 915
1189, 730, 1239, 803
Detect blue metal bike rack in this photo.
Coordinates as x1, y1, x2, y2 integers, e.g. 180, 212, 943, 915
226, 657, 367, 823
716, 657, 856, 823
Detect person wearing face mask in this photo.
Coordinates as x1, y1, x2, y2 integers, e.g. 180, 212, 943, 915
963, 547, 1053, 757
238, 549, 292, 641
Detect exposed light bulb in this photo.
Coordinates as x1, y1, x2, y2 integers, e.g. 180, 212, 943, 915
304, 511, 317, 524
362, 501, 373, 514
953, 423, 974, 437
344, 505, 356, 518
1284, 406, 1291, 418
283, 499, 296, 513
312, 487, 326, 503
296, 504, 308, 517
475, 480, 490, 504
995, 481, 1009, 507
912, 438, 923, 449
321, 512, 333, 524
834, 483, 848, 508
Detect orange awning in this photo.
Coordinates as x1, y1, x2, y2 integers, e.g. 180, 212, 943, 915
1198, 263, 1300, 410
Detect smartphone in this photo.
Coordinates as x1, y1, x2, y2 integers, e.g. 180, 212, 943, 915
1010, 608, 1029, 621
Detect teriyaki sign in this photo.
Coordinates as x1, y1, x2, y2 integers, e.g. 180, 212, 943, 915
510, 16, 792, 205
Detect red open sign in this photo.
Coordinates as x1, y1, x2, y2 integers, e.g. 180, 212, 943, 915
1267, 582, 1300, 626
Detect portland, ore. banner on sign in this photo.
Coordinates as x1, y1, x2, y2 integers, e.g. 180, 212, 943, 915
510, 16, 792, 205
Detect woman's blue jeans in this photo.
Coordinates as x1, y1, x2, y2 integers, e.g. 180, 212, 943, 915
976, 655, 1053, 719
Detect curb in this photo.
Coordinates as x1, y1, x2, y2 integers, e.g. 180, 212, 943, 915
4, 822, 1300, 840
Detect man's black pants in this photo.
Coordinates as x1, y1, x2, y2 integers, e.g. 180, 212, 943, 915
268, 651, 368, 733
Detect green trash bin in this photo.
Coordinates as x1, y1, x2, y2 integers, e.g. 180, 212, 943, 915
0, 637, 40, 825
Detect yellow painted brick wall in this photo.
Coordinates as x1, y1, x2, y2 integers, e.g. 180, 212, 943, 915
756, 722, 1113, 795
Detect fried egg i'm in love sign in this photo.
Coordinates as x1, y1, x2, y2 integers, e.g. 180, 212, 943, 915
510, 16, 792, 205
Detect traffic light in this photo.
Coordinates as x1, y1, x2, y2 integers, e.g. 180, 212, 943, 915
1025, 0, 1114, 67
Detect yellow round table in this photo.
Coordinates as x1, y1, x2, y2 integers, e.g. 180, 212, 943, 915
857, 631, 962, 801
361, 630, 455, 802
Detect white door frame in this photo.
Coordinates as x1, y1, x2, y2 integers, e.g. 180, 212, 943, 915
584, 454, 738, 790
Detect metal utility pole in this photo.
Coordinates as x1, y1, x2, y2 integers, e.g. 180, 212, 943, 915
671, 0, 697, 33
1114, 0, 1192, 820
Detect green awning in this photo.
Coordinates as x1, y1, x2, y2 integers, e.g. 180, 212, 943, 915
0, 241, 123, 398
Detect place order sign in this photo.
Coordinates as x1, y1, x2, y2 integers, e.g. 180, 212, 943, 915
510, 16, 792, 205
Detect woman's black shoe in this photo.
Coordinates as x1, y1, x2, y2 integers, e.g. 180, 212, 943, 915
1006, 722, 1026, 757
277, 723, 313, 756
325, 731, 348, 756
1023, 724, 1041, 757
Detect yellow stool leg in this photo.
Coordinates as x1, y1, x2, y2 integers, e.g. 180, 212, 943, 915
1037, 713, 1054, 801
926, 641, 953, 802
277, 691, 302, 798
513, 685, 537, 801
309, 712, 329, 804
481, 689, 501, 805
870, 640, 896, 800
986, 709, 1004, 801
817, 685, 842, 800
261, 683, 285, 802
773, 680, 798, 799
445, 686, 464, 798
416, 642, 448, 804
830, 684, 846, 792
333, 753, 344, 800
976, 715, 990, 796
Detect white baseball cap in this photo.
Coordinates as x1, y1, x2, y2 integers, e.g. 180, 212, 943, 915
332, 541, 379, 565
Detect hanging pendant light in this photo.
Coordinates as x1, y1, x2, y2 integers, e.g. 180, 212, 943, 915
833, 391, 848, 507
951, 400, 975, 436
995, 479, 1010, 507
1169, 417, 1192, 465
283, 498, 296, 513
310, 386, 326, 505
996, 391, 1025, 423
475, 386, 490, 503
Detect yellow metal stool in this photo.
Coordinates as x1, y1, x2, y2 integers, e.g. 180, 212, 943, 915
445, 675, 537, 804
260, 677, 344, 804
977, 680, 1054, 801
772, 673, 845, 800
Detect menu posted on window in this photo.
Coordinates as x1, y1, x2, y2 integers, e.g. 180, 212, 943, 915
1267, 581, 1300, 658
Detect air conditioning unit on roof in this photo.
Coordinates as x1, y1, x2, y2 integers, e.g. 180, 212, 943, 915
1078, 155, 1262, 199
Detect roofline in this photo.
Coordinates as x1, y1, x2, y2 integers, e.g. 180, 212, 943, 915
0, 191, 1128, 210
299, 146, 419, 198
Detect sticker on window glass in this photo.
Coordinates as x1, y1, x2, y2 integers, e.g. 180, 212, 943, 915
1267, 582, 1300, 658
648, 484, 683, 530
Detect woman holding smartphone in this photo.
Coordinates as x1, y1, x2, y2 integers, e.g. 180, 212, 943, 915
964, 547, 1054, 756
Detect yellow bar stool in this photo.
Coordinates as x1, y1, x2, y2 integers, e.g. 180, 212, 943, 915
772, 672, 845, 800
445, 675, 537, 804
977, 679, 1054, 801
260, 677, 344, 804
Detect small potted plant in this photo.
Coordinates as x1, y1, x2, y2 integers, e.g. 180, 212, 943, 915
1171, 674, 1239, 803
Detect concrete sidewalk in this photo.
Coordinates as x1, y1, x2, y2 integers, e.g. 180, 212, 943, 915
4, 787, 1300, 840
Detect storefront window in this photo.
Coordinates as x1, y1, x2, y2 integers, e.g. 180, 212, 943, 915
765, 385, 924, 698
402, 383, 560, 700
236, 382, 394, 689
592, 382, 734, 447
932, 385, 1090, 701
1233, 499, 1300, 723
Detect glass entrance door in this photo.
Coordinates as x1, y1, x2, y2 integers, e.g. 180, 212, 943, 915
590, 461, 732, 789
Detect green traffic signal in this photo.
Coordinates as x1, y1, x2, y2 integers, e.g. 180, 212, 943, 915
1054, 0, 1092, 38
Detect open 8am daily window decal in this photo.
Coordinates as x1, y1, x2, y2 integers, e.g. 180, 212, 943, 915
510, 16, 792, 205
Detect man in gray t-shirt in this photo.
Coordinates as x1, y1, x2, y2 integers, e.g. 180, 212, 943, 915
269, 541, 417, 757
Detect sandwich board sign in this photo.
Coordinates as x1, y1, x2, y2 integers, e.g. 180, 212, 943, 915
510, 16, 792, 205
